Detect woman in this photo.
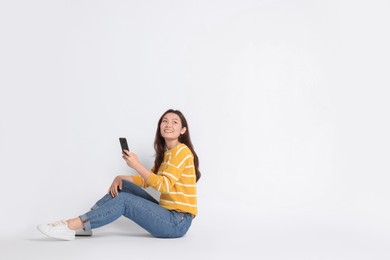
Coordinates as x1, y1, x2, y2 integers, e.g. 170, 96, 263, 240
37, 109, 200, 240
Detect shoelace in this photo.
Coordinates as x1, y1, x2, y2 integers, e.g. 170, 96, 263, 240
50, 220, 66, 227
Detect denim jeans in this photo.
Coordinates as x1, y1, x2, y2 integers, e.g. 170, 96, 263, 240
79, 180, 193, 238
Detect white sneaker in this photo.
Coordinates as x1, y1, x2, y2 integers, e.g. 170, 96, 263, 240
75, 228, 93, 236
37, 220, 76, 241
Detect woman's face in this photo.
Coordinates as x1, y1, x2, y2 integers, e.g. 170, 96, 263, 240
160, 113, 186, 141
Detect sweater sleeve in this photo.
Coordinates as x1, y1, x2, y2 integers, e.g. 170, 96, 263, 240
146, 147, 193, 193
131, 175, 147, 188
131, 166, 155, 188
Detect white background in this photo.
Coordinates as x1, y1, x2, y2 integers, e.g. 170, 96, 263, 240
1, 0, 389, 259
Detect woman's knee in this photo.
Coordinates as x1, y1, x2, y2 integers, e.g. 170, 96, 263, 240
121, 180, 140, 193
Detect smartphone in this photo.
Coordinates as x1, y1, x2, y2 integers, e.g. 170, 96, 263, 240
119, 137, 129, 153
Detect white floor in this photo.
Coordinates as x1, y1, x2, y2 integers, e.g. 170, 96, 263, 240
2, 212, 390, 260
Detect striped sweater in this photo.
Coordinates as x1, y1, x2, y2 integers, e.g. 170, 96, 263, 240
132, 143, 197, 216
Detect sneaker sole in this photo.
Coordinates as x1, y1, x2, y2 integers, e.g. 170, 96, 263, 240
75, 232, 93, 236
75, 228, 93, 236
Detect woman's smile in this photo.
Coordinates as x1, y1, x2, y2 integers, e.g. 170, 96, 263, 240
164, 128, 174, 133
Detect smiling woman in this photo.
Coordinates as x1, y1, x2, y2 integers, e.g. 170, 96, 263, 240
153, 109, 201, 183
37, 109, 201, 240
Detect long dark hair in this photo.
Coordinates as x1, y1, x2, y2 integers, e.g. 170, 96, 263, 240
153, 109, 201, 182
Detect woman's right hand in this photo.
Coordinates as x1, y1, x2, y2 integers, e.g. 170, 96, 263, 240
108, 175, 123, 197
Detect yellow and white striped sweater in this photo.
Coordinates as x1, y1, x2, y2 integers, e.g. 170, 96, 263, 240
132, 143, 197, 216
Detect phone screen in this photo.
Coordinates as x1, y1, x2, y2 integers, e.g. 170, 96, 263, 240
119, 137, 129, 153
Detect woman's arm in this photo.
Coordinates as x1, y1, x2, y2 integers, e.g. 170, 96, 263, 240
122, 150, 152, 181
121, 148, 192, 193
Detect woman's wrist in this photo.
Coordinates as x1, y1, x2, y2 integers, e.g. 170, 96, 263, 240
135, 164, 152, 180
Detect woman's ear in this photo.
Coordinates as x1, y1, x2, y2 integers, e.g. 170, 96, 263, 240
181, 127, 187, 135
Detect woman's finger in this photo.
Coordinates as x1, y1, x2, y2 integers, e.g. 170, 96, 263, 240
110, 186, 116, 197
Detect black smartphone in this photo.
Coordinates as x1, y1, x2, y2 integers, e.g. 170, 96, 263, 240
119, 137, 129, 153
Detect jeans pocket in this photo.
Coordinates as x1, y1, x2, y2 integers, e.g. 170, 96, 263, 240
172, 212, 186, 225
169, 211, 192, 238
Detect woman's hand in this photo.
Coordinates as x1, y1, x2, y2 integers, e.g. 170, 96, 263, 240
122, 150, 152, 183
122, 150, 142, 170
108, 175, 123, 197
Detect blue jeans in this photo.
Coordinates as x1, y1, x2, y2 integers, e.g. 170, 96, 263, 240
79, 180, 193, 238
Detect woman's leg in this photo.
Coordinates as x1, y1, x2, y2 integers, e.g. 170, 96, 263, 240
90, 180, 158, 211
70, 180, 158, 234
38, 181, 177, 240
72, 180, 158, 233
79, 192, 192, 238
121, 180, 158, 204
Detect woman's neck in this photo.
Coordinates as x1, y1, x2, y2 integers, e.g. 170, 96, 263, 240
165, 139, 180, 150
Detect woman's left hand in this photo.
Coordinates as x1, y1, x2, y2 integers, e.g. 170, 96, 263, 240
122, 150, 152, 181
122, 150, 141, 170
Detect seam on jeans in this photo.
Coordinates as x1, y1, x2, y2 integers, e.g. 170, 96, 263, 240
87, 197, 123, 224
